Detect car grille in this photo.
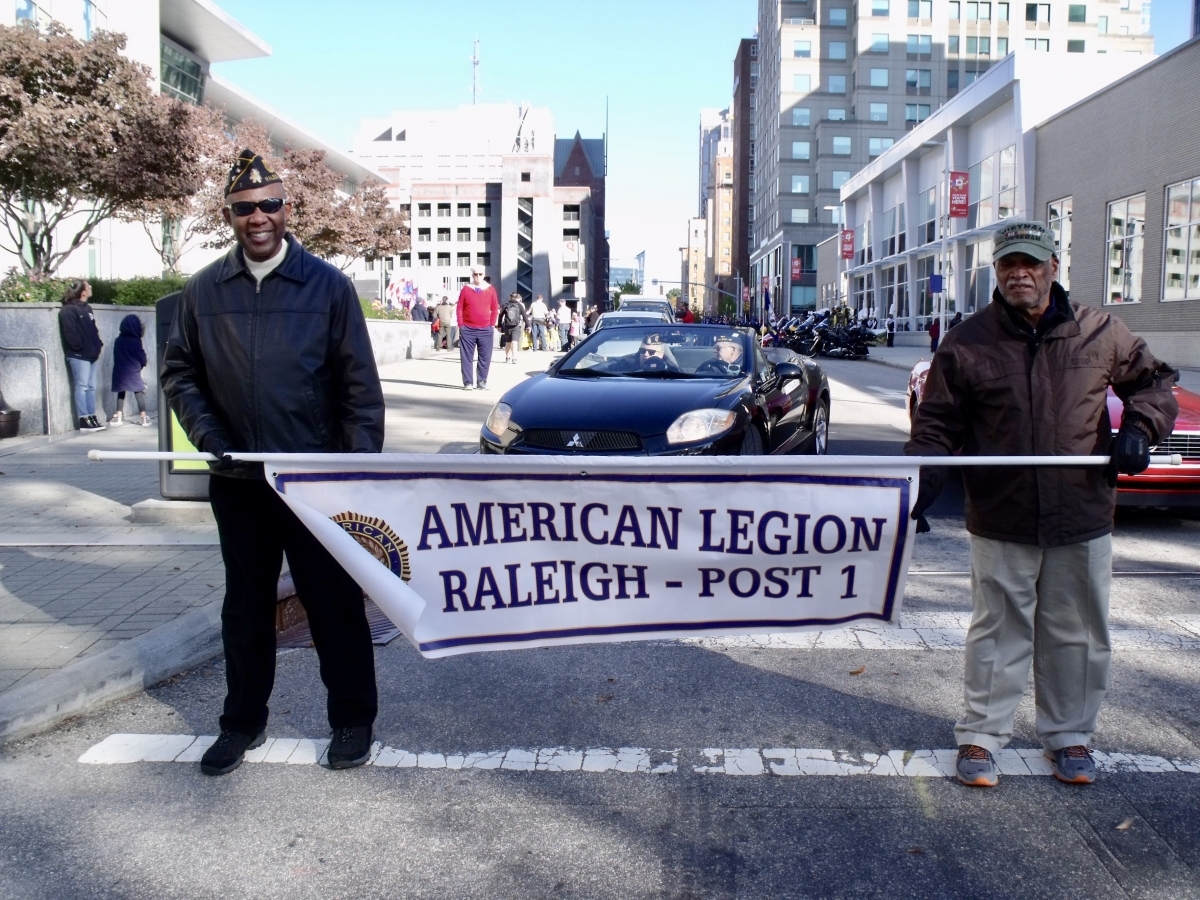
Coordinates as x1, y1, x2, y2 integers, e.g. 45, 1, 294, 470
1154, 433, 1200, 458
520, 429, 643, 452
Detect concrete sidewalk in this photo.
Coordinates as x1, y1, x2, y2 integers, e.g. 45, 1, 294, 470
0, 348, 556, 742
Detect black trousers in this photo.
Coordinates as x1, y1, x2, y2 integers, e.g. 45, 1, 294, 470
209, 475, 378, 734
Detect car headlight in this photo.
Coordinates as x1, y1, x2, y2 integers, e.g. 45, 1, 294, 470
485, 402, 513, 436
666, 408, 737, 445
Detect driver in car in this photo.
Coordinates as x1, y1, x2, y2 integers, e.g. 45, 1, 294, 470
607, 334, 680, 373
694, 335, 745, 376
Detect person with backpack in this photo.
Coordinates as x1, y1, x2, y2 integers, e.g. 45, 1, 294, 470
500, 292, 529, 365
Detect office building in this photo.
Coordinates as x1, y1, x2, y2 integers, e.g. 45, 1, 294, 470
682, 218, 708, 311
832, 49, 1152, 336
698, 109, 729, 215
751, 0, 1153, 318
353, 104, 606, 306
2, 0, 376, 280
731, 38, 759, 306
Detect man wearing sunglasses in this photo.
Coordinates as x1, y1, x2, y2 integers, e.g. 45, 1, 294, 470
162, 149, 385, 777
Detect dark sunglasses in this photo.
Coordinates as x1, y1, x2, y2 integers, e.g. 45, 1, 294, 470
226, 197, 287, 217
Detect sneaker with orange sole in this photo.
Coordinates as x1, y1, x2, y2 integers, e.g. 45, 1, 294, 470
956, 744, 999, 787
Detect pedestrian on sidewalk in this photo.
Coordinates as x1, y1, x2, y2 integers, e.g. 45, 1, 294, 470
948, 311, 963, 330
410, 295, 429, 323
434, 295, 455, 350
556, 299, 572, 350
499, 292, 528, 365
568, 308, 581, 350
110, 314, 150, 427
457, 265, 499, 389
906, 220, 1178, 789
928, 315, 940, 352
529, 293, 549, 350
162, 148, 385, 777
58, 280, 105, 432
585, 303, 600, 334
885, 312, 896, 348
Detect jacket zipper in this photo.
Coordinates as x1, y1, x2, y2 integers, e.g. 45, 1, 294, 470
251, 276, 261, 452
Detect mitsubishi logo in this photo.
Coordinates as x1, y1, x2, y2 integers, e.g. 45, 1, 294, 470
566, 433, 585, 449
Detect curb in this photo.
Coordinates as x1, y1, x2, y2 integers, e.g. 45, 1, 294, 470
0, 599, 223, 746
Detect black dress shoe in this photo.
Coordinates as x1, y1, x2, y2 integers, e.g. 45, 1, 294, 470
327, 725, 373, 769
200, 729, 265, 776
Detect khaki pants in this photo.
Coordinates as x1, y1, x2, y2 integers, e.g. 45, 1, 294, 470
955, 534, 1112, 754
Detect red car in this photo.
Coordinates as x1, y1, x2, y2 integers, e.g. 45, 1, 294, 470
907, 359, 1200, 507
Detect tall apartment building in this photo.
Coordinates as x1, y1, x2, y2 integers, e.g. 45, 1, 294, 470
731, 38, 759, 305
682, 217, 708, 310
352, 104, 607, 307
698, 109, 729, 215
751, 0, 1152, 317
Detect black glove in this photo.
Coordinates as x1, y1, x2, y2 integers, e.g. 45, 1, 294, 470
1105, 418, 1151, 488
200, 433, 239, 473
910, 466, 946, 534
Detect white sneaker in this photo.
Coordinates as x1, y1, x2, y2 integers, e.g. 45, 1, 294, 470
463, 384, 474, 391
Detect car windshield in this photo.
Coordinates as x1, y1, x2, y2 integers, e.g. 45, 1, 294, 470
596, 314, 667, 329
621, 302, 670, 313
558, 326, 753, 378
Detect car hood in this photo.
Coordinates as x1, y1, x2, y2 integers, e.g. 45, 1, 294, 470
1108, 385, 1200, 433
499, 372, 747, 435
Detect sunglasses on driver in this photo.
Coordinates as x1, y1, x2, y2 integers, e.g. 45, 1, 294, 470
226, 198, 288, 217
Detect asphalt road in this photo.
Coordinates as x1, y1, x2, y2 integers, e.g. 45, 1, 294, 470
2, 357, 1197, 900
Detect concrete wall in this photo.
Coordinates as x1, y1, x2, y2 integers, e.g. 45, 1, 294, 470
0, 304, 435, 437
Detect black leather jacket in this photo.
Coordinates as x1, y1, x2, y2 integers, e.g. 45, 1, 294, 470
161, 235, 385, 477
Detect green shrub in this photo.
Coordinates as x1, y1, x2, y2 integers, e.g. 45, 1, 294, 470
114, 276, 187, 306
0, 269, 74, 304
359, 297, 411, 321
0, 269, 184, 306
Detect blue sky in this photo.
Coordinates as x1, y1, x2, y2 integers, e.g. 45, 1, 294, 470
212, 0, 1194, 285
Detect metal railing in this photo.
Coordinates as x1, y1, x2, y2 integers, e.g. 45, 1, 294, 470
0, 344, 51, 434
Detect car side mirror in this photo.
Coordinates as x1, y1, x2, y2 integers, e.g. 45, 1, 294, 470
774, 362, 803, 382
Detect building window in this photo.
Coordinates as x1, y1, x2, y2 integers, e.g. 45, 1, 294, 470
868, 137, 895, 158
457, 203, 471, 217
905, 68, 932, 93
827, 108, 848, 120
365, 259, 374, 272
795, 40, 812, 57
477, 203, 493, 217
792, 107, 811, 126
872, 0, 890, 15
563, 229, 580, 239
964, 241, 993, 313
456, 228, 470, 242
832, 171, 851, 188
997, 37, 1009, 54
919, 186, 938, 244
563, 204, 581, 221
417, 228, 431, 242
967, 156, 994, 228
1106, 193, 1145, 304
437, 228, 450, 242
791, 208, 811, 224
418, 253, 431, 266
998, 145, 1017, 218
456, 253, 471, 267
398, 253, 411, 268
794, 74, 812, 92
870, 67, 889, 87
832, 136, 852, 155
948, 69, 960, 92
1026, 2, 1050, 21
792, 141, 811, 160
476, 252, 491, 267
949, 35, 960, 54
967, 1, 992, 19
907, 34, 932, 54
477, 228, 492, 242
830, 7, 848, 24
872, 33, 890, 51
520, 172, 531, 182
998, 1, 1010, 18
792, 175, 811, 194
418, 204, 431, 217
908, 0, 933, 17
437, 203, 451, 217
950, 1, 961, 17
1098, 15, 1108, 31
829, 41, 848, 60
905, 103, 931, 125
870, 102, 889, 122
1068, 3, 1087, 21
1163, 179, 1200, 300
1047, 196, 1072, 291
1024, 38, 1050, 50
1067, 39, 1085, 52
828, 75, 847, 93
437, 252, 451, 267
160, 41, 205, 105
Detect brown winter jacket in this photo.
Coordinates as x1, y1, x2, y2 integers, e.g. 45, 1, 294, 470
906, 284, 1177, 548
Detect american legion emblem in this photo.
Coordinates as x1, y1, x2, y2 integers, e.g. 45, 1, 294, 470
331, 512, 411, 582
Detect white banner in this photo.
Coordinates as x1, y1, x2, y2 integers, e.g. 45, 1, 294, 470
264, 456, 918, 659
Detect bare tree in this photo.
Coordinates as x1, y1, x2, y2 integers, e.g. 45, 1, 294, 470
0, 24, 202, 277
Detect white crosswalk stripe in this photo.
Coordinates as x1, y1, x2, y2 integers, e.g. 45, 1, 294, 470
78, 734, 1200, 777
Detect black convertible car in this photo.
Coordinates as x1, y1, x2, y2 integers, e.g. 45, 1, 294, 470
480, 324, 830, 456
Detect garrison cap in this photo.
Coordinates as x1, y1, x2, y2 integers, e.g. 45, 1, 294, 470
992, 220, 1057, 262
225, 148, 282, 196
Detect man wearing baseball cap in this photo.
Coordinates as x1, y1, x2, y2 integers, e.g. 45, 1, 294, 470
905, 220, 1178, 788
